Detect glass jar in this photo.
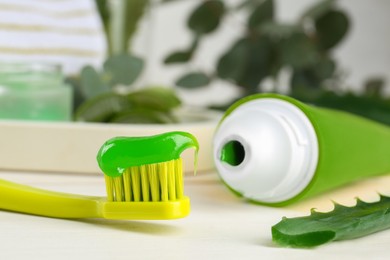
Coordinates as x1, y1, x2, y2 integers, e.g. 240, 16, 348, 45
0, 63, 72, 121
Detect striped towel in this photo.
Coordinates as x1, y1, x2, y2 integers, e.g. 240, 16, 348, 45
0, 0, 107, 75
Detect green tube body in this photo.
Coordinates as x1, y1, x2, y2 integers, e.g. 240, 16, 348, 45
214, 93, 390, 205
294, 98, 390, 203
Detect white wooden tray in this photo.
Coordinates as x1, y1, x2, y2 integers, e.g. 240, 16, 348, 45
0, 109, 221, 174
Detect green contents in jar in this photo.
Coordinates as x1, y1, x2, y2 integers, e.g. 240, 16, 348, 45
0, 63, 72, 121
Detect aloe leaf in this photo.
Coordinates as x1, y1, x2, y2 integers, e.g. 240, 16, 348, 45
110, 109, 177, 124
95, 0, 110, 34
272, 195, 390, 248
124, 0, 149, 51
127, 87, 181, 112
74, 92, 133, 122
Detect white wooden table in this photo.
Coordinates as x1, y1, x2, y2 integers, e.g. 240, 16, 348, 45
0, 169, 389, 260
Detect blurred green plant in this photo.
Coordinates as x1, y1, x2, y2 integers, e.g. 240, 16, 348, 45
69, 0, 389, 125
67, 53, 181, 124
95, 0, 149, 56
164, 0, 390, 125
165, 0, 349, 96
66, 0, 182, 124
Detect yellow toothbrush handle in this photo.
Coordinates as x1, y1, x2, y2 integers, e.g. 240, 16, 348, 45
0, 179, 102, 218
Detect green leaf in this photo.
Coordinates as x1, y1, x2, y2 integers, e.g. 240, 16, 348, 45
103, 53, 144, 86
95, 0, 110, 33
236, 36, 273, 93
164, 36, 199, 64
260, 21, 300, 39
164, 51, 192, 64
235, 0, 263, 10
160, 0, 181, 3
124, 0, 149, 49
80, 65, 109, 98
127, 87, 181, 112
110, 109, 177, 124
315, 10, 350, 50
301, 0, 335, 20
280, 33, 319, 69
272, 195, 390, 248
74, 92, 132, 122
290, 69, 323, 93
217, 39, 248, 81
107, 0, 149, 55
176, 72, 211, 88
290, 57, 335, 94
314, 57, 336, 80
248, 0, 274, 29
188, 0, 225, 35
64, 76, 86, 111
364, 77, 385, 97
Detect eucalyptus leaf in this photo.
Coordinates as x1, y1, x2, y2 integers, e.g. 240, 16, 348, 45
217, 39, 248, 81
301, 0, 335, 20
261, 22, 300, 39
80, 65, 109, 98
164, 51, 192, 64
272, 195, 390, 248
176, 72, 211, 88
236, 36, 273, 93
160, 0, 181, 3
315, 10, 350, 50
103, 53, 144, 86
164, 36, 199, 64
235, 0, 263, 10
290, 69, 322, 92
248, 0, 274, 29
74, 92, 132, 122
280, 33, 319, 69
314, 57, 336, 80
188, 0, 225, 35
127, 87, 181, 112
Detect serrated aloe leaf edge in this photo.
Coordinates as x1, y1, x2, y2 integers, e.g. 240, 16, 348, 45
272, 195, 390, 248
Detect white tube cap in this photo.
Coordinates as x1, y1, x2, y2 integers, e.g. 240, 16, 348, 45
213, 98, 319, 203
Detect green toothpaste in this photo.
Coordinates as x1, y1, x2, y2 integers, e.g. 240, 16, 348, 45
97, 131, 199, 177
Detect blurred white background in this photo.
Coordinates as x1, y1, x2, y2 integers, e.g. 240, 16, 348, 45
133, 0, 390, 106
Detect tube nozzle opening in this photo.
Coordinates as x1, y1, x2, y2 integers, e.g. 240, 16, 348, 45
220, 140, 245, 166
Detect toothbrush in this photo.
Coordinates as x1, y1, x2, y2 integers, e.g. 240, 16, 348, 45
0, 131, 198, 220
